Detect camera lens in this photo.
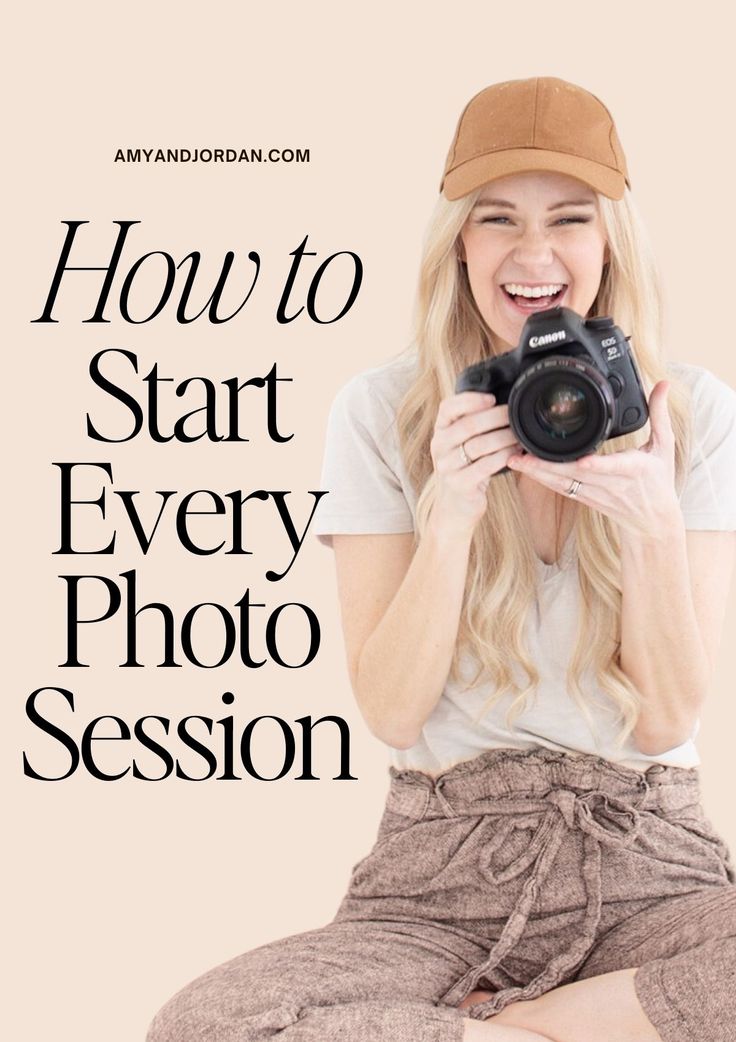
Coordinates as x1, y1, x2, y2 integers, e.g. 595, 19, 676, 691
508, 357, 615, 461
534, 382, 589, 438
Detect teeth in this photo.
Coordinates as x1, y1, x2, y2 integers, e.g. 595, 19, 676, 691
504, 283, 564, 298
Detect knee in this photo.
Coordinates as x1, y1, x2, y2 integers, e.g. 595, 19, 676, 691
145, 963, 302, 1042
145, 977, 213, 1042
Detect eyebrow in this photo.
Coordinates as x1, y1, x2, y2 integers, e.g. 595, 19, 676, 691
473, 197, 596, 210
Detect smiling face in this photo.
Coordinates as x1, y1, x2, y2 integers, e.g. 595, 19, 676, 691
459, 171, 609, 353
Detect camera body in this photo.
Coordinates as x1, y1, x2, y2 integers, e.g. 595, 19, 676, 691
456, 307, 648, 462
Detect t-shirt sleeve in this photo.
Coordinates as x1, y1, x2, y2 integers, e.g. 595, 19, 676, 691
312, 373, 415, 546
678, 369, 736, 530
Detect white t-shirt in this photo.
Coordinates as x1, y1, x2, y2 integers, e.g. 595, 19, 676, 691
314, 354, 736, 773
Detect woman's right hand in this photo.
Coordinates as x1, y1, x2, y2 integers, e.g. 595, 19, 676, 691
430, 391, 523, 534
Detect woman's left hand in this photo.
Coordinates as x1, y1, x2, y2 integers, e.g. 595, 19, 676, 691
506, 380, 681, 540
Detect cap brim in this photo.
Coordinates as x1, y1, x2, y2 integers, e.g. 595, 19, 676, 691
442, 148, 627, 201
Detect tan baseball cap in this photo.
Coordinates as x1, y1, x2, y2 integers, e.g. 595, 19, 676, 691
441, 77, 630, 201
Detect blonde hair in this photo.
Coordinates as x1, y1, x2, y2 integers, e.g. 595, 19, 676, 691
396, 187, 692, 745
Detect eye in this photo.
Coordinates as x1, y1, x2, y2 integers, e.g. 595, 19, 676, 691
554, 216, 591, 226
478, 215, 512, 225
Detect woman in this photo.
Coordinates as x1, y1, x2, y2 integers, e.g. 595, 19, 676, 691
147, 78, 736, 1042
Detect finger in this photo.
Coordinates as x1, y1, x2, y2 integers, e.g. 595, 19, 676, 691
434, 436, 483, 474
507, 452, 593, 482
508, 448, 634, 483
431, 407, 510, 467
646, 381, 675, 453
508, 463, 590, 499
435, 392, 496, 430
518, 466, 576, 497
534, 477, 612, 515
469, 444, 521, 487
464, 426, 521, 461
445, 435, 510, 474
441, 404, 511, 449
507, 452, 627, 497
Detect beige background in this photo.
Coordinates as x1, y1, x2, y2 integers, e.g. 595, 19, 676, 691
5, 2, 735, 1039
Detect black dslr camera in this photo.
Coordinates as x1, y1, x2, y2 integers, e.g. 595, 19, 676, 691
456, 307, 648, 462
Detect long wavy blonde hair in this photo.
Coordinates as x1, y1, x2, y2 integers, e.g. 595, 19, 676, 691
396, 187, 692, 745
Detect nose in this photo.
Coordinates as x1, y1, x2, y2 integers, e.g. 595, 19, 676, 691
512, 224, 555, 269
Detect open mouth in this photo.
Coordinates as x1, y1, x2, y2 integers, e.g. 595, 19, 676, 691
502, 283, 567, 311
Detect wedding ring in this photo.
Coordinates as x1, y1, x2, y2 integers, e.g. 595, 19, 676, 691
460, 443, 473, 467
566, 478, 582, 498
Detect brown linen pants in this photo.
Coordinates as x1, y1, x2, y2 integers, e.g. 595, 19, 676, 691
147, 748, 736, 1042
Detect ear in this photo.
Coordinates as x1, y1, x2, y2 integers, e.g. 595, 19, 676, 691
603, 241, 611, 265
